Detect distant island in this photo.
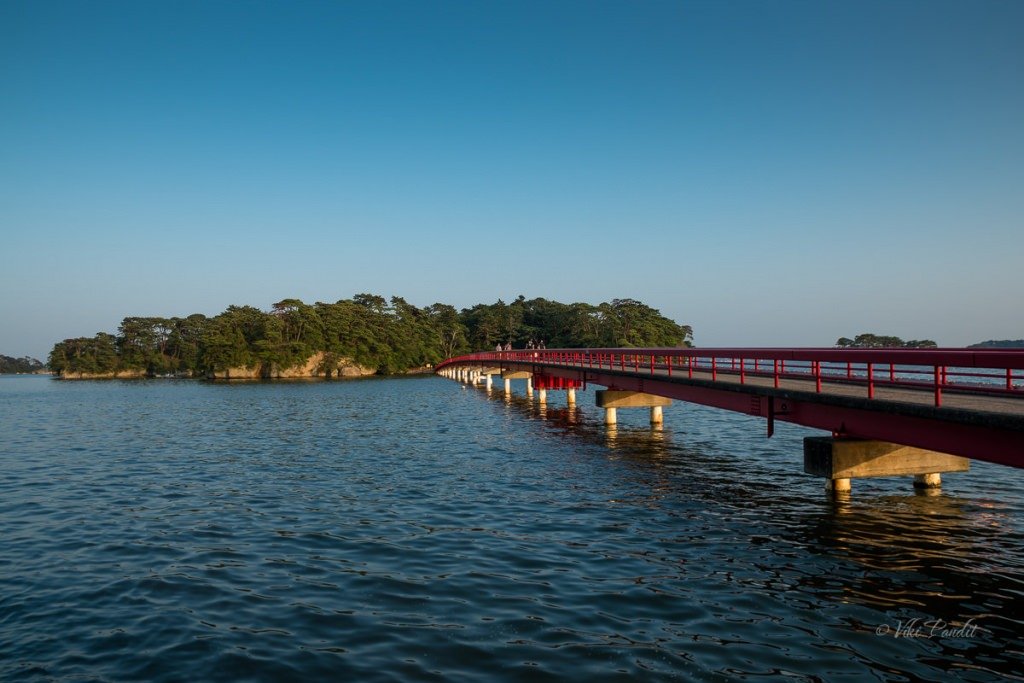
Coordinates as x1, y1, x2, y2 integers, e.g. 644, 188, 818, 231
48, 295, 693, 380
835, 333, 937, 348
0, 354, 47, 374
969, 339, 1024, 349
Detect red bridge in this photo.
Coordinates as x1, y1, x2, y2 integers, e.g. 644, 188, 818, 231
437, 348, 1024, 490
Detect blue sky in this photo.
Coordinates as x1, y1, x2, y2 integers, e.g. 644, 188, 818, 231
2, 0, 1022, 358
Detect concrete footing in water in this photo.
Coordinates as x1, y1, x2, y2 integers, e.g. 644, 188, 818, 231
596, 390, 671, 426
804, 437, 969, 493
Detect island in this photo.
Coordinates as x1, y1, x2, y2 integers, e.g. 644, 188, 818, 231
0, 355, 47, 374
970, 340, 1024, 349
835, 333, 937, 348
48, 294, 693, 380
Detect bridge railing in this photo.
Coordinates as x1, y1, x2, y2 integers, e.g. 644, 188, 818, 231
437, 348, 1024, 408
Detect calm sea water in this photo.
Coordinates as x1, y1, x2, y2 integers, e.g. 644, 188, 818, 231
1, 374, 1023, 681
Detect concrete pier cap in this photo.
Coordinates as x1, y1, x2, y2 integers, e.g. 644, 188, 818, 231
804, 437, 969, 492
596, 390, 671, 425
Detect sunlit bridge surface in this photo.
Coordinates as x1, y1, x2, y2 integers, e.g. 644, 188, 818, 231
439, 347, 1024, 468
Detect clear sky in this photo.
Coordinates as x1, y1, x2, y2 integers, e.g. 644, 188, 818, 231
2, 0, 1022, 359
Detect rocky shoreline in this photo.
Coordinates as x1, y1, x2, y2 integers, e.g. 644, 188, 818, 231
55, 352, 392, 380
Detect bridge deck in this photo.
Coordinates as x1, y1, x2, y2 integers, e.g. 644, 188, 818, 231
669, 367, 1024, 417
440, 348, 1024, 468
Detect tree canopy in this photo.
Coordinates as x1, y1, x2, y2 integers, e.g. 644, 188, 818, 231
969, 339, 1024, 349
0, 354, 45, 374
47, 294, 692, 377
835, 333, 937, 349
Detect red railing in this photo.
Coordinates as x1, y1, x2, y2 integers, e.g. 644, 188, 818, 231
437, 348, 1024, 408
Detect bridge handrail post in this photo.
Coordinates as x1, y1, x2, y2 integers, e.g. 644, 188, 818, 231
815, 361, 822, 393
712, 357, 718, 381
867, 362, 874, 398
740, 358, 745, 384
773, 359, 779, 388
934, 366, 943, 407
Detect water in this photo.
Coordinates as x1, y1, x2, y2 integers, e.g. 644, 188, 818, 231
2, 375, 1023, 681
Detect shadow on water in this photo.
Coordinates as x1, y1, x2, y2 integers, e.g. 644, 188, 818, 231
470, 382, 1024, 680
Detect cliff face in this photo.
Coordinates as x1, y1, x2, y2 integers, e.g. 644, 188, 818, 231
55, 353, 376, 380
207, 365, 262, 380
207, 352, 376, 380
58, 368, 148, 380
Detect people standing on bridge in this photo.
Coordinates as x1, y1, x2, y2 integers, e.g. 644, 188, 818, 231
504, 341, 512, 351
538, 340, 546, 349
526, 339, 535, 349
495, 343, 502, 352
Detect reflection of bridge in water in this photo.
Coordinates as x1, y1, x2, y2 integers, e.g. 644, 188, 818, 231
438, 347, 1024, 493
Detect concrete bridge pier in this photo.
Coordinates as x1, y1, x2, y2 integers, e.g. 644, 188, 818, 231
567, 388, 576, 407
914, 473, 943, 489
596, 390, 672, 427
804, 438, 969, 493
477, 367, 500, 390
538, 388, 547, 405
501, 370, 532, 398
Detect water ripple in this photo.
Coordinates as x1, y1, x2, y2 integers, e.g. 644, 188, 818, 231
1, 375, 1023, 681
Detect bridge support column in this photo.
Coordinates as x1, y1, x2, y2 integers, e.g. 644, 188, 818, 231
486, 374, 493, 389
829, 478, 852, 493
914, 473, 942, 489
596, 390, 671, 427
804, 438, 969, 493
567, 388, 576, 407
538, 388, 546, 405
501, 370, 532, 397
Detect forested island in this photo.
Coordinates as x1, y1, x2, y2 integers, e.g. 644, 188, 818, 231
970, 340, 1024, 349
0, 355, 47, 374
48, 295, 693, 380
835, 333, 937, 348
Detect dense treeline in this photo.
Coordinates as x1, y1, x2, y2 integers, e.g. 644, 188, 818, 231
48, 295, 692, 377
0, 354, 45, 374
969, 339, 1024, 349
835, 333, 937, 349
